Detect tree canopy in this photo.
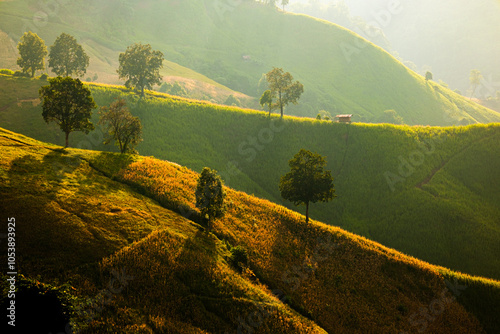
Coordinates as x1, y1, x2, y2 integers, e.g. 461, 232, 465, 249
17, 31, 47, 78
259, 89, 275, 116
99, 99, 143, 154
39, 77, 96, 147
48, 33, 89, 77
265, 67, 304, 118
118, 43, 164, 97
195, 167, 226, 230
279, 149, 335, 223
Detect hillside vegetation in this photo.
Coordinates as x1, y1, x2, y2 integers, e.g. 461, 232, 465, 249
1, 0, 499, 124
1, 75, 499, 282
1, 127, 500, 333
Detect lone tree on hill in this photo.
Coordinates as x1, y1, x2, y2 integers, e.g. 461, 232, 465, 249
259, 89, 275, 116
99, 99, 143, 154
279, 149, 335, 223
265, 67, 304, 118
281, 0, 289, 11
469, 69, 483, 99
425, 71, 433, 81
118, 43, 164, 97
17, 31, 47, 77
48, 33, 89, 77
39, 77, 96, 148
195, 167, 226, 230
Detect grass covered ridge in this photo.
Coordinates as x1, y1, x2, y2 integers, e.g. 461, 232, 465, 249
0, 127, 499, 333
1, 0, 500, 123
1, 75, 500, 282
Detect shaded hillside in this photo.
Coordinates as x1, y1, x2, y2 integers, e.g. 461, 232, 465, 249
1, 75, 499, 282
1, 127, 499, 333
1, 1, 499, 124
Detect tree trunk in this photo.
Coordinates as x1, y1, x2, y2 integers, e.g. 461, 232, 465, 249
305, 201, 309, 223
279, 91, 283, 118
65, 132, 69, 148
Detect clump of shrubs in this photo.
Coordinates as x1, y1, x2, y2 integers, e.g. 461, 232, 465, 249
230, 245, 248, 272
0, 69, 14, 75
39, 73, 49, 80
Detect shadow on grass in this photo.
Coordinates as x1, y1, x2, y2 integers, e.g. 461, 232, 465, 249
87, 151, 137, 178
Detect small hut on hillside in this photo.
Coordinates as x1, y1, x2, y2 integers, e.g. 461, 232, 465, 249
335, 114, 352, 123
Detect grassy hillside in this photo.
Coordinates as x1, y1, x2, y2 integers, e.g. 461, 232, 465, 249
289, 0, 500, 97
1, 75, 499, 283
0, 25, 253, 106
1, 127, 499, 333
1, 0, 499, 124
369, 0, 500, 96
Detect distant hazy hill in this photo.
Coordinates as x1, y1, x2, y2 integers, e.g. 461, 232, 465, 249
2, 75, 500, 282
1, 0, 499, 124
291, 0, 500, 96
1, 127, 499, 333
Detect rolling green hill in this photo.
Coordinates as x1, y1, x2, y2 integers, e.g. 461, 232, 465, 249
0, 23, 252, 106
1, 127, 499, 333
1, 75, 499, 283
1, 0, 499, 124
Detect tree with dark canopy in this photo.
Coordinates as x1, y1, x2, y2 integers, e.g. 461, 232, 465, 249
17, 31, 47, 77
279, 149, 335, 223
195, 167, 226, 230
39, 77, 96, 148
48, 33, 90, 77
118, 43, 164, 97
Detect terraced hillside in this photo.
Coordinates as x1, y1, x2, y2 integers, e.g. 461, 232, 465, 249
0, 127, 499, 333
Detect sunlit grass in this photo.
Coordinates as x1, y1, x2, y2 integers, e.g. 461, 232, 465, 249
1, 127, 499, 332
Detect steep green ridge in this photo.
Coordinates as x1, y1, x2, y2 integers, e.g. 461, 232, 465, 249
1, 127, 499, 333
1, 0, 499, 124
1, 75, 499, 282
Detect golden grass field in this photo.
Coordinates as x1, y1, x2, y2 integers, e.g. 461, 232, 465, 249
1, 127, 499, 333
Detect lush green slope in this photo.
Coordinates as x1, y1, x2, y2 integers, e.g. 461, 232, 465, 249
1, 0, 499, 124
1, 75, 499, 283
1, 127, 499, 333
0, 22, 252, 106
